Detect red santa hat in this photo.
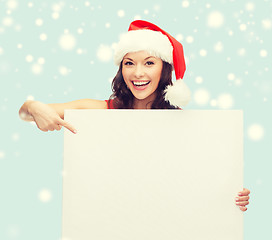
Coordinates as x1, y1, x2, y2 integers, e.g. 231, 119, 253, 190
114, 20, 191, 107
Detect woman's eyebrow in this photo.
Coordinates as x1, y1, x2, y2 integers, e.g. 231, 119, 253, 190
123, 56, 156, 61
144, 56, 155, 60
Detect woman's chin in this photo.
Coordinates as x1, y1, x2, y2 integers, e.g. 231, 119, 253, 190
131, 90, 157, 102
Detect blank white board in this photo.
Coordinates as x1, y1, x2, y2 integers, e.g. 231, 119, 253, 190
62, 110, 243, 240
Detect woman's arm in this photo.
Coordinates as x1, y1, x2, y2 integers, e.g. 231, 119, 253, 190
47, 99, 108, 119
19, 99, 107, 133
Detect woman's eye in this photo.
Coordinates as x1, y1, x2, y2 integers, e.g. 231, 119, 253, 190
146, 61, 154, 65
124, 61, 133, 65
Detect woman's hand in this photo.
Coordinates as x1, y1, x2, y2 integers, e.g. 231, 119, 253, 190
235, 188, 250, 212
20, 101, 77, 134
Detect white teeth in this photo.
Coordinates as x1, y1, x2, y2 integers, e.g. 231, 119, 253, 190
133, 81, 149, 86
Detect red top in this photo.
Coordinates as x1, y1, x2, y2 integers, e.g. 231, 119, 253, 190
105, 99, 181, 110
105, 99, 115, 109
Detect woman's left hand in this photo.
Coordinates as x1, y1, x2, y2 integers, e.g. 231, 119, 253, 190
236, 188, 250, 212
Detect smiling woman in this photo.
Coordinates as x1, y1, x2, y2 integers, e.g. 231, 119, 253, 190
109, 20, 191, 109
18, 20, 250, 211
19, 20, 191, 122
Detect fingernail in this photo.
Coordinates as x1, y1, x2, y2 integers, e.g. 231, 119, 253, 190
74, 130, 77, 134
235, 197, 239, 201
238, 192, 242, 196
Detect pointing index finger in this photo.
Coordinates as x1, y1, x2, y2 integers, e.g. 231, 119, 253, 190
59, 119, 77, 134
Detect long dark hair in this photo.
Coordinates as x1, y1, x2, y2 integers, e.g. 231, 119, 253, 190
108, 61, 178, 109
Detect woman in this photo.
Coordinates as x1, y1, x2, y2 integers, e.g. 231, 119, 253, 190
19, 20, 250, 211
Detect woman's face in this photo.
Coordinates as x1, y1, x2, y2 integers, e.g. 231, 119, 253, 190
122, 51, 163, 102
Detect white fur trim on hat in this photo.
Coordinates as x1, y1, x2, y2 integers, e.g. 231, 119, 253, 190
164, 79, 191, 107
114, 29, 173, 65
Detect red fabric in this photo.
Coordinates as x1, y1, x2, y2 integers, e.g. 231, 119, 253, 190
105, 99, 182, 109
105, 99, 115, 109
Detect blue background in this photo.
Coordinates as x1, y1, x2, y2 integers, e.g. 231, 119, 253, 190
0, 0, 271, 239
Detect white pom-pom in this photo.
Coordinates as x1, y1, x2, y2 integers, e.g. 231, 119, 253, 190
164, 79, 191, 107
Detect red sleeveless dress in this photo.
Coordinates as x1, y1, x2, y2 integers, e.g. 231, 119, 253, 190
105, 99, 115, 109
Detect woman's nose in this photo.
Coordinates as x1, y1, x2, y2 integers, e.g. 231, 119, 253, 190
134, 65, 145, 78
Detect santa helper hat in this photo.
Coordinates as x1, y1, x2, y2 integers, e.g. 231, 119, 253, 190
114, 20, 191, 107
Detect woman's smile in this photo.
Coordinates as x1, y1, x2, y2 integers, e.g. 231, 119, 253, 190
131, 80, 151, 90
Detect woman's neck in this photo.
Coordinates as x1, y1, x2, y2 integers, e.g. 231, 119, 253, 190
133, 92, 157, 109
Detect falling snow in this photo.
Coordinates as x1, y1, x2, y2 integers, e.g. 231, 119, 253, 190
240, 24, 247, 31
186, 36, 194, 43
6, 0, 18, 10
207, 11, 224, 28
134, 15, 142, 20
35, 18, 43, 26
176, 34, 183, 42
38, 189, 52, 202
40, 33, 47, 41
237, 48, 246, 56
153, 5, 161, 11
0, 151, 5, 159
217, 93, 234, 109
245, 2, 255, 11
214, 41, 223, 52
228, 73, 236, 81
262, 19, 272, 29
6, 225, 20, 238
37, 57, 45, 65
248, 124, 264, 141
117, 10, 125, 18
96, 44, 113, 62
210, 99, 217, 107
31, 63, 43, 74
2, 16, 13, 26
26, 55, 33, 62
260, 49, 268, 57
193, 88, 210, 105
59, 66, 70, 75
52, 12, 60, 19
1, 1, 271, 239
199, 49, 207, 57
52, 3, 64, 12
59, 33, 76, 50
182, 1, 190, 8
195, 76, 203, 84
144, 9, 149, 15
26, 95, 35, 101
11, 133, 20, 141
77, 28, 83, 34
